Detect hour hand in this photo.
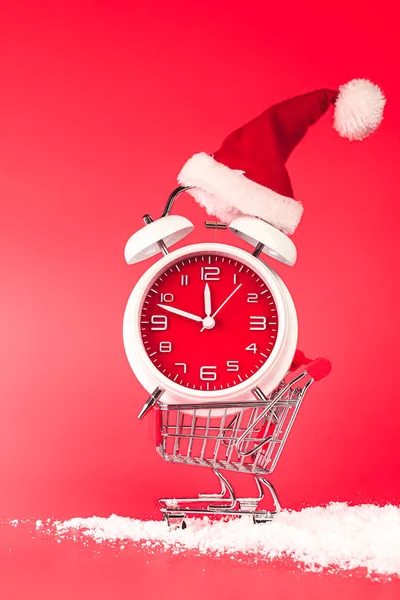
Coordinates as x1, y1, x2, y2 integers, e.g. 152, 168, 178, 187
204, 283, 212, 317
157, 304, 203, 323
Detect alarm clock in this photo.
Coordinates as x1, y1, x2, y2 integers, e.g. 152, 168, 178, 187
123, 187, 298, 412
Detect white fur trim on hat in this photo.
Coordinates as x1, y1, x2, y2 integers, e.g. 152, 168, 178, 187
178, 152, 303, 235
334, 79, 386, 141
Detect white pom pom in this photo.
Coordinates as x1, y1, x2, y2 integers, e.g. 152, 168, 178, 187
334, 79, 385, 141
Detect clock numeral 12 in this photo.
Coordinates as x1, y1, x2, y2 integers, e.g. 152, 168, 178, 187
201, 267, 220, 280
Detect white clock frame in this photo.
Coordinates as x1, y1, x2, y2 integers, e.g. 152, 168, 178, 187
123, 242, 298, 406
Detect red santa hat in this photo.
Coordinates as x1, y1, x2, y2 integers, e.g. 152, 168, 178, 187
178, 79, 385, 235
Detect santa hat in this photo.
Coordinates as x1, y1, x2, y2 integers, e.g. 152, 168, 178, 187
178, 79, 385, 235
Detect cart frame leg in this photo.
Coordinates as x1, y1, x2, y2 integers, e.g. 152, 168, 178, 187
159, 469, 282, 527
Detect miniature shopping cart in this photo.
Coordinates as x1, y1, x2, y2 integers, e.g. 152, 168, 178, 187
140, 351, 331, 529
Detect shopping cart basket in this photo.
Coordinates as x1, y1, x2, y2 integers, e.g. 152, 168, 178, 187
140, 351, 331, 528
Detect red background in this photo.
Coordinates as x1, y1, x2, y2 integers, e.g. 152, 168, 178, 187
1, 0, 399, 527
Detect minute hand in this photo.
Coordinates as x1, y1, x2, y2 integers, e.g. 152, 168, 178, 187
211, 283, 242, 318
157, 304, 203, 322
200, 283, 242, 332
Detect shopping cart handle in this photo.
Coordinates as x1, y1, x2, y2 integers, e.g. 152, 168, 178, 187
290, 350, 331, 381
290, 349, 311, 369
306, 358, 332, 381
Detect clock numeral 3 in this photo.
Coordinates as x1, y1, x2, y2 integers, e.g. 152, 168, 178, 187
200, 366, 217, 380
159, 341, 172, 353
249, 316, 267, 330
201, 267, 220, 281
150, 315, 168, 330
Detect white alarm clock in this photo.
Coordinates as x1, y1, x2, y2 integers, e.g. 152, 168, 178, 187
123, 187, 298, 414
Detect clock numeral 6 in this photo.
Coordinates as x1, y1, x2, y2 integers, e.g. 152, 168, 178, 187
200, 366, 217, 381
159, 341, 172, 353
201, 267, 220, 280
227, 360, 239, 372
249, 316, 267, 330
150, 315, 168, 330
160, 293, 174, 303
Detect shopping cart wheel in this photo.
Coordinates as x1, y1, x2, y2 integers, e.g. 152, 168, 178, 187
164, 513, 187, 530
252, 513, 273, 525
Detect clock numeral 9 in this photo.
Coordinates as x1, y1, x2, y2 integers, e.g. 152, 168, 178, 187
200, 366, 217, 380
150, 315, 168, 330
160, 293, 174, 303
201, 267, 220, 280
249, 316, 267, 330
159, 341, 172, 353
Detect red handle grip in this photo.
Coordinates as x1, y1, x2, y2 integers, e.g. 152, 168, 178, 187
290, 350, 332, 381
306, 358, 332, 381
290, 350, 331, 381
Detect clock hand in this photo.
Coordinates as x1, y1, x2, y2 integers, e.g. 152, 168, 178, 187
157, 304, 203, 323
200, 283, 242, 332
204, 283, 212, 317
211, 283, 243, 319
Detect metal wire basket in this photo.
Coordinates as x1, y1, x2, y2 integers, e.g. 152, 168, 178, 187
142, 354, 331, 528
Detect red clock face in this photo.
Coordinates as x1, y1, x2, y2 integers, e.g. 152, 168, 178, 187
140, 253, 279, 391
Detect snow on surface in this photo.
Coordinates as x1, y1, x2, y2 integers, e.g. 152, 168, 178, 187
51, 503, 400, 576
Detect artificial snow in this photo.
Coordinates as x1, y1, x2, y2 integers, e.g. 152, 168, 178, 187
52, 503, 400, 576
